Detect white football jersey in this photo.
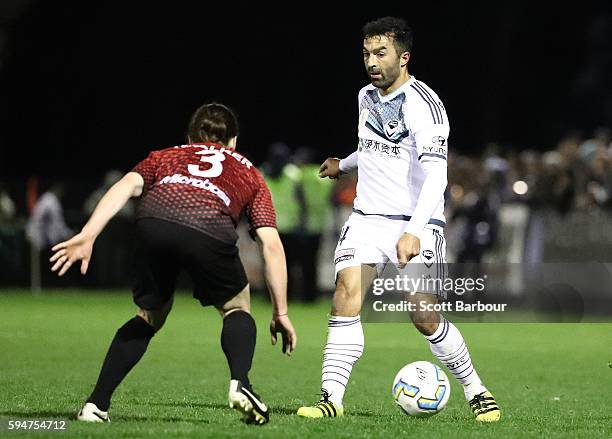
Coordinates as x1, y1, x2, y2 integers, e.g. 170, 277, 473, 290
353, 76, 449, 224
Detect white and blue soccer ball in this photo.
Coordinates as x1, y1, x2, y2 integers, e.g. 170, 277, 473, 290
392, 360, 450, 417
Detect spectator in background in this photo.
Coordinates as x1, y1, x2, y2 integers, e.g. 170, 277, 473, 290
539, 150, 575, 214
25, 183, 72, 288
0, 184, 16, 223
0, 184, 18, 283
448, 158, 497, 263
579, 127, 612, 208
331, 172, 357, 235
579, 126, 610, 162
26, 183, 72, 252
294, 146, 333, 302
261, 142, 304, 301
482, 142, 510, 210
83, 170, 136, 287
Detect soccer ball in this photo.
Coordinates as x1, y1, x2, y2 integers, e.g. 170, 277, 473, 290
392, 360, 450, 417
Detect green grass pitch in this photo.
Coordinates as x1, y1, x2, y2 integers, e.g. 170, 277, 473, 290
1, 290, 610, 438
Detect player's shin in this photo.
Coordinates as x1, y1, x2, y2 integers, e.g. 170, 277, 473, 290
321, 315, 364, 407
88, 316, 157, 411
423, 315, 487, 400
221, 310, 256, 388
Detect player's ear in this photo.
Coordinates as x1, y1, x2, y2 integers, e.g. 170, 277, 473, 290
228, 136, 237, 150
400, 51, 410, 68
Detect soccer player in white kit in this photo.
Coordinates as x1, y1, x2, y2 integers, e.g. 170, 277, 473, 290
297, 17, 500, 422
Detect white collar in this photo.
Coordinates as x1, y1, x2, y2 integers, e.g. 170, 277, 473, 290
377, 75, 417, 102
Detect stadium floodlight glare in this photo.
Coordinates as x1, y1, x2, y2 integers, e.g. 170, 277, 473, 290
512, 180, 529, 195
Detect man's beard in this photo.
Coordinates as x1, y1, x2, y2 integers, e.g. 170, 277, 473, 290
371, 75, 394, 89
370, 69, 399, 90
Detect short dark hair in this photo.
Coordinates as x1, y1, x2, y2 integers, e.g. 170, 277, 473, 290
187, 102, 238, 145
362, 17, 413, 54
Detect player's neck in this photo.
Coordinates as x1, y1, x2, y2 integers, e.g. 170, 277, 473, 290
379, 72, 411, 96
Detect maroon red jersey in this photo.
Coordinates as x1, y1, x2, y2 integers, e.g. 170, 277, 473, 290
131, 142, 276, 244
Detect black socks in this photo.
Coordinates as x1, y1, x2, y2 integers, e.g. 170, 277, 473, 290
88, 316, 156, 411
220, 311, 256, 388
87, 310, 257, 411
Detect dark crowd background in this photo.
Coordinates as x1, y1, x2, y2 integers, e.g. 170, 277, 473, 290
1, 1, 612, 301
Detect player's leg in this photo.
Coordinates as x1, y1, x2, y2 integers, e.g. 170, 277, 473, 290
410, 292, 488, 395
216, 286, 256, 390
410, 294, 500, 421
407, 227, 500, 422
185, 232, 256, 392
215, 286, 268, 425
297, 263, 376, 418
78, 218, 179, 422
180, 227, 268, 425
79, 300, 174, 422
298, 215, 384, 418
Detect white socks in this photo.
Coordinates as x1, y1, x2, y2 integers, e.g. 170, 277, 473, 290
320, 314, 485, 405
321, 315, 364, 406
426, 316, 487, 400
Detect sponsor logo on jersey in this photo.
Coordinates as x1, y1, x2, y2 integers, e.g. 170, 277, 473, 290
421, 145, 448, 157
358, 138, 401, 157
159, 174, 231, 206
432, 136, 446, 146
334, 248, 355, 264
384, 119, 401, 138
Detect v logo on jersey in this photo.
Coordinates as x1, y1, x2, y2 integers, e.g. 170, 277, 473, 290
422, 249, 434, 268
384, 119, 400, 138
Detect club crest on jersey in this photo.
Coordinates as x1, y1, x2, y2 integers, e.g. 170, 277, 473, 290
385, 119, 401, 138
422, 249, 434, 267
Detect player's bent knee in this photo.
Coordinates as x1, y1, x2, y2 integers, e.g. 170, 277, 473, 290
217, 285, 251, 318
333, 267, 364, 316
410, 313, 439, 336
221, 306, 251, 319
137, 304, 172, 332
136, 310, 160, 331
335, 268, 362, 296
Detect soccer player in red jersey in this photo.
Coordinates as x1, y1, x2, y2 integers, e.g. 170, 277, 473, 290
49, 103, 297, 425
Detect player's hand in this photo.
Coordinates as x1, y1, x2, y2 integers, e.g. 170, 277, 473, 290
49, 232, 94, 276
319, 158, 342, 179
396, 233, 420, 267
270, 314, 297, 356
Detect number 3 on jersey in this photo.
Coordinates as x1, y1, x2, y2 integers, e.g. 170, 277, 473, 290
187, 150, 226, 178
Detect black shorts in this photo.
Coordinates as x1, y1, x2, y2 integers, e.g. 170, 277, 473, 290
132, 218, 248, 310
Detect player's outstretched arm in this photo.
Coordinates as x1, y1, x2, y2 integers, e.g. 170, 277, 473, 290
255, 226, 297, 355
50, 172, 144, 276
319, 151, 358, 179
319, 158, 341, 179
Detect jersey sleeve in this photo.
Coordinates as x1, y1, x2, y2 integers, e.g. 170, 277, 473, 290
246, 169, 277, 236
403, 87, 449, 238
408, 91, 450, 165
131, 151, 160, 191
342, 86, 372, 173
339, 151, 358, 173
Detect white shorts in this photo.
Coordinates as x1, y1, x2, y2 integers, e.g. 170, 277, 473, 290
334, 212, 446, 279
